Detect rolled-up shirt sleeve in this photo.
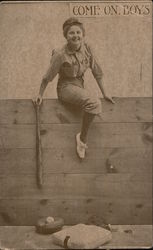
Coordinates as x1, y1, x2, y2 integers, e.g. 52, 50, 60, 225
43, 50, 62, 82
87, 45, 103, 80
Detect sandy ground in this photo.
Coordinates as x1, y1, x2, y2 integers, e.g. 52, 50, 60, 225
0, 225, 152, 249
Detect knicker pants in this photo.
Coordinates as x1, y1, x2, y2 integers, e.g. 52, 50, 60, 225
57, 84, 101, 115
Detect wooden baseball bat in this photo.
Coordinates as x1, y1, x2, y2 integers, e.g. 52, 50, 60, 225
33, 100, 43, 188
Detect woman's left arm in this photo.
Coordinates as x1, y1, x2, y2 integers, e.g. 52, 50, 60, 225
87, 44, 115, 104
96, 78, 115, 104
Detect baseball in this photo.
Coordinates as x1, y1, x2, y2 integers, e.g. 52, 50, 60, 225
46, 216, 55, 223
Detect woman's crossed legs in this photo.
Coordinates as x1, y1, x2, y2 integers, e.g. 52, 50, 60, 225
57, 84, 101, 158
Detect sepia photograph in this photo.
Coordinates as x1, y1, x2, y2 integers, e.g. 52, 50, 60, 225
0, 0, 152, 249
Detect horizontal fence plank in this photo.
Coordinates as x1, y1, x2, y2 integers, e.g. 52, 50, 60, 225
0, 148, 152, 175
0, 198, 152, 226
0, 98, 152, 124
0, 174, 152, 199
0, 123, 152, 149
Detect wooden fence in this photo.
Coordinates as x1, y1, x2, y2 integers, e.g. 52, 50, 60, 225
0, 98, 152, 225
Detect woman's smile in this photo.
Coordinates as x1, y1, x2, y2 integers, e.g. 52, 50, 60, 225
66, 25, 83, 49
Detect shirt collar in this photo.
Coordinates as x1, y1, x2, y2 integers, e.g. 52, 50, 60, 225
65, 42, 85, 55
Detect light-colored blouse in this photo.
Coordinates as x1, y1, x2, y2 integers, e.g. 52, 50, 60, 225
43, 42, 103, 87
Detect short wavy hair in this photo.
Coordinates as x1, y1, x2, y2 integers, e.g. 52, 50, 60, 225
63, 17, 85, 38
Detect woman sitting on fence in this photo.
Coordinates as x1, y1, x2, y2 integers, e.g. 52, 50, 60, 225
36, 17, 115, 159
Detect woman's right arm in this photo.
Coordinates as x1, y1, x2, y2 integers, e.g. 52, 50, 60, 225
36, 50, 61, 105
36, 77, 49, 105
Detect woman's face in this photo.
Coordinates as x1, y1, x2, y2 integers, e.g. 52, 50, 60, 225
66, 25, 83, 48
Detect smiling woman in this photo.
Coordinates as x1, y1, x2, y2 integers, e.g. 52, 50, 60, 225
66, 26, 83, 49
36, 17, 115, 159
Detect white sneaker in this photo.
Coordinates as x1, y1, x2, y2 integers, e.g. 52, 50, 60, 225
76, 133, 88, 159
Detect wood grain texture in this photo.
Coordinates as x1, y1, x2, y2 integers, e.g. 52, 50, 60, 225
0, 98, 152, 124
0, 123, 152, 149
0, 198, 152, 226
0, 98, 152, 226
0, 174, 152, 199
0, 148, 152, 174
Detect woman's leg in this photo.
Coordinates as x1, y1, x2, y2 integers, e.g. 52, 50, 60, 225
58, 84, 101, 158
80, 112, 95, 144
